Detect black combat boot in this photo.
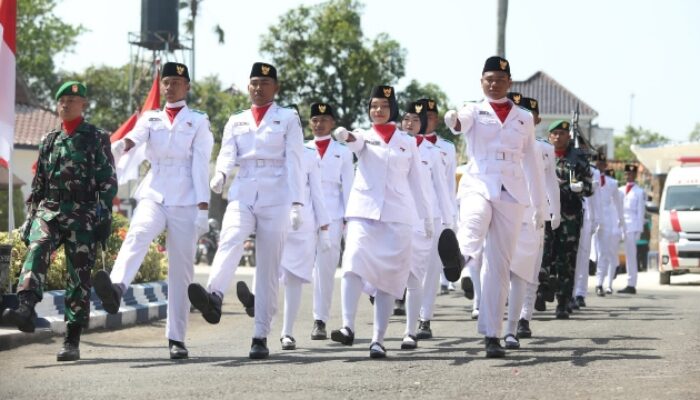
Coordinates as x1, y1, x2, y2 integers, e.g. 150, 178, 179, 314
56, 324, 82, 361
2, 291, 38, 333
555, 295, 570, 319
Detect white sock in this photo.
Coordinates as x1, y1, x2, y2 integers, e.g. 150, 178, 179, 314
341, 272, 364, 331
372, 290, 394, 344
405, 273, 422, 336
282, 273, 303, 337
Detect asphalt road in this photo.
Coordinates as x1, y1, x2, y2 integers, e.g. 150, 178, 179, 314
1, 268, 699, 400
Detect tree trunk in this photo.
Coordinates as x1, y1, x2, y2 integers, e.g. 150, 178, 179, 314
496, 0, 508, 57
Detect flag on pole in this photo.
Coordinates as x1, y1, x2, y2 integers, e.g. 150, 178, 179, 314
0, 0, 17, 169
111, 64, 161, 184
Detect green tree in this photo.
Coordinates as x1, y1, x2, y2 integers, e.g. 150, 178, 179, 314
259, 0, 407, 129
16, 0, 86, 105
63, 64, 152, 132
614, 125, 671, 161
689, 122, 700, 142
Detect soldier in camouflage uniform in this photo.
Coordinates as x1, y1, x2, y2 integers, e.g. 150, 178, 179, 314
2, 81, 117, 361
539, 120, 593, 319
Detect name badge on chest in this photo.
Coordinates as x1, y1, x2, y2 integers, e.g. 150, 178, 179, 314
364, 139, 381, 146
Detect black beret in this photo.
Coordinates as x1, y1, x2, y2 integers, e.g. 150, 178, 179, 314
310, 102, 335, 119
250, 62, 277, 80
507, 92, 522, 105
162, 62, 190, 81
604, 168, 616, 177
368, 85, 398, 122
624, 164, 638, 173
404, 100, 428, 135
418, 98, 439, 114
483, 56, 510, 75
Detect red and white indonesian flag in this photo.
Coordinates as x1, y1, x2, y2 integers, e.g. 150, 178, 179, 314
0, 0, 16, 169
110, 67, 161, 184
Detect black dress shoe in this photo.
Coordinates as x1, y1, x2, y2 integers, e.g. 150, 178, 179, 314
188, 283, 222, 324
94, 270, 123, 314
516, 318, 532, 339
555, 304, 570, 319
236, 281, 255, 317
56, 324, 82, 362
369, 342, 387, 358
401, 335, 418, 350
595, 286, 606, 297
310, 320, 327, 340
484, 337, 505, 358
416, 320, 432, 339
249, 338, 269, 359
169, 339, 189, 360
438, 229, 465, 282
534, 293, 546, 312
280, 335, 296, 350
503, 334, 520, 350
461, 276, 474, 300
393, 299, 406, 316
618, 286, 637, 294
330, 327, 354, 345
575, 296, 586, 307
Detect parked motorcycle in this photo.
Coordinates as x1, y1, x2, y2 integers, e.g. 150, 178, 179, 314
195, 219, 220, 265
240, 234, 256, 267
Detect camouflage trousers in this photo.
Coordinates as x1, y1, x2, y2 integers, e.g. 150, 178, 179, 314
541, 210, 583, 302
18, 217, 96, 326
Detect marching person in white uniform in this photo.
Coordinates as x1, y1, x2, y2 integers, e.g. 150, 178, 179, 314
399, 101, 454, 349
278, 147, 331, 351
595, 166, 625, 296
572, 156, 602, 309
95, 62, 214, 359
187, 62, 305, 359
445, 56, 546, 358
415, 98, 467, 339
617, 164, 646, 294
306, 102, 354, 341
330, 85, 431, 359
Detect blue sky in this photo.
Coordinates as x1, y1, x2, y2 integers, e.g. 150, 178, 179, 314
54, 0, 700, 141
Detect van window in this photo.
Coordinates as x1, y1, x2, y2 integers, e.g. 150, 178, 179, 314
664, 185, 700, 211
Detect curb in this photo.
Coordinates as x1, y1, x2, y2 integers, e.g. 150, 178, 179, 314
0, 281, 168, 351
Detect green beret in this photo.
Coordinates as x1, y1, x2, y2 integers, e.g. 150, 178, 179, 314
55, 81, 87, 100
548, 119, 570, 132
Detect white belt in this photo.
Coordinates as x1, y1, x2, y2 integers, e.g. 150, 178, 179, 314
238, 159, 285, 168
152, 158, 191, 167
480, 151, 521, 162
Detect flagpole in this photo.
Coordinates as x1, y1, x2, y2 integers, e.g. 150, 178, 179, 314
7, 153, 13, 239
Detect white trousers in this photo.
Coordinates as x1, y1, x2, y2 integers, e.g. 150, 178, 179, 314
506, 273, 528, 337
419, 219, 446, 321
595, 227, 619, 289
207, 200, 290, 338
623, 231, 641, 287
574, 217, 595, 297
312, 219, 344, 323
459, 191, 524, 338
281, 273, 304, 338
110, 199, 197, 342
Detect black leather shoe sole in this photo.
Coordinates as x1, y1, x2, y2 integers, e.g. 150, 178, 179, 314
94, 270, 120, 314
249, 345, 269, 359
438, 229, 464, 282
330, 328, 354, 345
310, 330, 327, 340
188, 284, 221, 324
56, 347, 80, 362
369, 342, 387, 358
485, 346, 505, 358
461, 276, 474, 300
170, 348, 189, 360
236, 281, 255, 308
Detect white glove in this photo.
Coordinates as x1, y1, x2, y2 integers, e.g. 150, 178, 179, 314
550, 213, 561, 230
570, 181, 583, 193
533, 209, 545, 230
319, 229, 331, 251
195, 210, 209, 237
290, 204, 303, 231
424, 218, 434, 239
210, 172, 226, 194
111, 140, 127, 159
444, 110, 458, 129
333, 127, 350, 143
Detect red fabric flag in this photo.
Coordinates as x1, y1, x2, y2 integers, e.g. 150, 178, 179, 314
0, 0, 17, 169
110, 68, 160, 142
